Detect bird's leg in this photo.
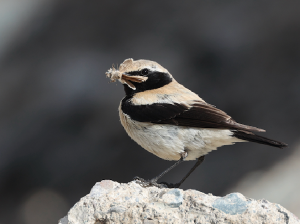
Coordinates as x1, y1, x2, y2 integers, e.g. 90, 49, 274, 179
163, 156, 205, 188
133, 152, 187, 188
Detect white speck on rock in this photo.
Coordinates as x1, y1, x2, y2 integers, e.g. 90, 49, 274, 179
89, 180, 119, 198
162, 189, 183, 208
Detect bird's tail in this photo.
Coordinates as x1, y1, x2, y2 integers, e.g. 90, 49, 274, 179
232, 130, 287, 149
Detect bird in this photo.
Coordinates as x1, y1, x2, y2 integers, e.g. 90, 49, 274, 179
106, 58, 287, 188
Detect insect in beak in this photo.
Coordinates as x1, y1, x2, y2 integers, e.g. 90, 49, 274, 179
106, 68, 148, 90
121, 73, 148, 89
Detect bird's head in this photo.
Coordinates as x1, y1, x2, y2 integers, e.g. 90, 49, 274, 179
106, 58, 173, 96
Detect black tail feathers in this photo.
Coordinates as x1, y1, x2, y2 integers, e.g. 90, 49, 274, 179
232, 131, 287, 149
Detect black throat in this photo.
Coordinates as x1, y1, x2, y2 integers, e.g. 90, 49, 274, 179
123, 71, 172, 96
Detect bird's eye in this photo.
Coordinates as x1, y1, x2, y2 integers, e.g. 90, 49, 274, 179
141, 69, 149, 75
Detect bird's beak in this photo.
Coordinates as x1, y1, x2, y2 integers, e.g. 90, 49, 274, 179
120, 73, 148, 90
121, 73, 147, 82
106, 68, 148, 90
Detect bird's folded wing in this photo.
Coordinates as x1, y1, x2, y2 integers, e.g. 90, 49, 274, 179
156, 102, 265, 132
122, 100, 264, 132
121, 100, 190, 122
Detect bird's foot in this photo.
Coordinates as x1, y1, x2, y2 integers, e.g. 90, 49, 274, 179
159, 182, 181, 188
133, 176, 168, 188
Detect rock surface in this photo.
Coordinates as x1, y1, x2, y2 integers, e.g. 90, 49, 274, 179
59, 180, 299, 224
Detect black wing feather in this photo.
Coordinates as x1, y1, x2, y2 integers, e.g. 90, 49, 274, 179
121, 97, 189, 122
232, 130, 287, 148
154, 103, 265, 132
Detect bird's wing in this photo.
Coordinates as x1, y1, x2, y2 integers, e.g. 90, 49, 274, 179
155, 102, 265, 132
121, 99, 190, 122
122, 99, 265, 132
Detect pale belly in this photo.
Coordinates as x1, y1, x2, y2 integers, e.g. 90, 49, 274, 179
119, 111, 244, 161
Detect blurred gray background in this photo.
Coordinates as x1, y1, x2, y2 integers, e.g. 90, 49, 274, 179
0, 0, 299, 223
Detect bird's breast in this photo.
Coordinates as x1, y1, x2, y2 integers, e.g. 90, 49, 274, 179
119, 105, 185, 160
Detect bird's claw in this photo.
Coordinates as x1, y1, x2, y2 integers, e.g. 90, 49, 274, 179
159, 182, 181, 188
133, 176, 168, 188
133, 176, 180, 188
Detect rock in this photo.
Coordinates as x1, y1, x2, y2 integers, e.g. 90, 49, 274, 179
59, 180, 300, 224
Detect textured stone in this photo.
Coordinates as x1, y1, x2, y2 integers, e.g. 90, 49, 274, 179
212, 193, 249, 215
59, 180, 300, 224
